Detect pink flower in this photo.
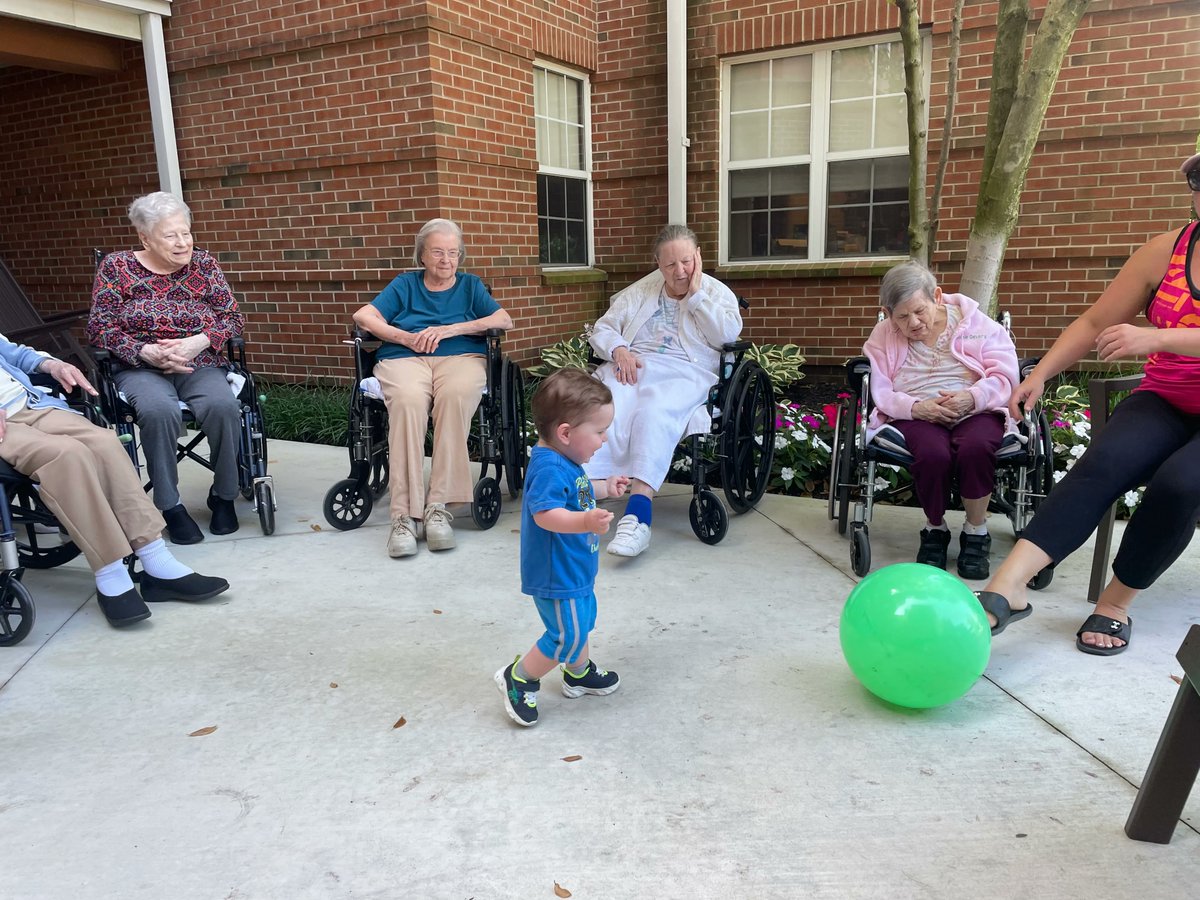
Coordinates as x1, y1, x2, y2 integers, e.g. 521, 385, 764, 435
822, 403, 838, 426
801, 415, 821, 429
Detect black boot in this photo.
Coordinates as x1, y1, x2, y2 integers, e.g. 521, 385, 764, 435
916, 527, 951, 569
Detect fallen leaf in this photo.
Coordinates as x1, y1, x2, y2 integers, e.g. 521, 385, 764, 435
1170, 674, 1183, 685
511, 529, 520, 533
189, 725, 218, 737
554, 883, 572, 898
310, 524, 322, 532
433, 609, 443, 615
393, 717, 407, 729
330, 682, 338, 689
561, 755, 582, 763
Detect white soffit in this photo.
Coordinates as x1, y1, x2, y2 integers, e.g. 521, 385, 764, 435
0, 0, 172, 42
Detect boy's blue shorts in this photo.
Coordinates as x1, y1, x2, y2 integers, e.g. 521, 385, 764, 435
533, 592, 596, 664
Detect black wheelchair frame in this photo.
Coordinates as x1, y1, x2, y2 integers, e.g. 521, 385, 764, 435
93, 337, 277, 536
322, 328, 527, 531
679, 339, 777, 544
0, 384, 108, 646
828, 315, 1055, 582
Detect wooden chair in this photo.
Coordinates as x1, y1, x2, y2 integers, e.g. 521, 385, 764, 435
1085, 374, 1145, 604
0, 254, 93, 373
1125, 623, 1200, 843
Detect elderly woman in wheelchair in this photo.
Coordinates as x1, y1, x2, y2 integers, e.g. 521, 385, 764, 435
584, 224, 743, 558
0, 334, 227, 630
88, 191, 246, 544
863, 261, 1020, 579
351, 218, 514, 558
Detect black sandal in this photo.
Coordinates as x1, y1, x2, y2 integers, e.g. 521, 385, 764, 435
1075, 613, 1132, 656
974, 590, 1034, 636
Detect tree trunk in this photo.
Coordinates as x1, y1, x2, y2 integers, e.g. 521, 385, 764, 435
896, 0, 928, 264
928, 0, 966, 262
961, 0, 1092, 312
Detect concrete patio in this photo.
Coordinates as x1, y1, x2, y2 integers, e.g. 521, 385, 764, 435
2, 438, 1198, 899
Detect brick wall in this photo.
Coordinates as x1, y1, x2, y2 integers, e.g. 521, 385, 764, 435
0, 0, 1195, 382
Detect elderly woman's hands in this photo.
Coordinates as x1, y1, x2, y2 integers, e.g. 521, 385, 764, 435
611, 347, 643, 385
139, 334, 210, 373
407, 324, 461, 355
39, 358, 98, 397
911, 391, 974, 425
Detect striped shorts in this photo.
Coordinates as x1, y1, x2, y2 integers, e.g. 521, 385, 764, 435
533, 592, 597, 664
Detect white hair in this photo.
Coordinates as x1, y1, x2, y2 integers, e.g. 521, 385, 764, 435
127, 192, 192, 233
412, 218, 466, 267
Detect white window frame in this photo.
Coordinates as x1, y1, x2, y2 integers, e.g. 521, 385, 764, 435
718, 33, 931, 267
534, 59, 594, 269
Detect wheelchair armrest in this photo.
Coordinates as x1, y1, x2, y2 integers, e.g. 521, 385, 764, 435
721, 340, 751, 353
353, 327, 381, 342
485, 328, 507, 338
1087, 374, 1143, 433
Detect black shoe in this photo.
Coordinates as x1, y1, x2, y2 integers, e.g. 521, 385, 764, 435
207, 491, 240, 536
494, 657, 539, 727
140, 572, 230, 603
957, 532, 992, 580
916, 527, 951, 569
163, 504, 203, 545
97, 588, 152, 627
560, 660, 620, 699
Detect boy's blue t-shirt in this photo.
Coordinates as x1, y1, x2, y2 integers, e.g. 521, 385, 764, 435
369, 271, 500, 361
520, 445, 599, 599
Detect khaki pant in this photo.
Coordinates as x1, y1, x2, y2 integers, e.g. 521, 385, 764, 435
373, 355, 486, 520
0, 406, 164, 570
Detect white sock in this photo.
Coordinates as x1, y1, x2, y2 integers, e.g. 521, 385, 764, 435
95, 560, 134, 597
963, 520, 989, 536
135, 538, 193, 580
926, 521, 949, 532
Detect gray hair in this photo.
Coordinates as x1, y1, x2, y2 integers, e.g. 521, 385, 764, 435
652, 223, 698, 260
413, 218, 466, 268
879, 261, 938, 313
128, 192, 192, 233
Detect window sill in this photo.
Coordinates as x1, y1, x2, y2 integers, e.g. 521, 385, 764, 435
540, 267, 609, 286
716, 257, 906, 280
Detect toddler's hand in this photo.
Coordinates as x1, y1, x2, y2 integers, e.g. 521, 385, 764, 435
585, 507, 614, 534
607, 475, 631, 498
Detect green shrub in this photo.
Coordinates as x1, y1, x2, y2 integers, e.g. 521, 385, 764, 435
524, 333, 593, 380
743, 343, 806, 395
261, 382, 351, 446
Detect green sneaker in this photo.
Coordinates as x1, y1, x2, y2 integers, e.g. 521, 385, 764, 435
560, 660, 620, 699
494, 657, 539, 726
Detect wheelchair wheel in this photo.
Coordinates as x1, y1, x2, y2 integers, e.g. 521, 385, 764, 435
689, 489, 728, 545
9, 485, 82, 569
370, 456, 390, 500
0, 575, 34, 647
471, 476, 502, 530
850, 523, 871, 577
500, 359, 526, 500
835, 397, 857, 536
323, 478, 373, 531
255, 481, 276, 536
720, 362, 775, 514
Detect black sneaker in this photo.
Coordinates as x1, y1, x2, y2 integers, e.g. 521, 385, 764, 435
561, 660, 620, 699
916, 527, 951, 569
957, 532, 992, 580
163, 504, 203, 545
494, 658, 539, 726
207, 491, 240, 536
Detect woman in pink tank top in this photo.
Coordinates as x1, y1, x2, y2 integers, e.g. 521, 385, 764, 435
972, 152, 1200, 656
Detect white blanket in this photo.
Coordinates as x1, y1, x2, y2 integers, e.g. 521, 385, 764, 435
584, 355, 714, 490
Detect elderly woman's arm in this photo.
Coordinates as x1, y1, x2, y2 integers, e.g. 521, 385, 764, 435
87, 255, 146, 365
684, 277, 743, 348
862, 322, 922, 421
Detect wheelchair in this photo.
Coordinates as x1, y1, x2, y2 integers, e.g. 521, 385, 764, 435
827, 316, 1055, 582
0, 385, 109, 646
93, 337, 277, 536
322, 328, 527, 531
673, 339, 777, 544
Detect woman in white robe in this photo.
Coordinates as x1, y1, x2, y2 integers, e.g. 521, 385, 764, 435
584, 224, 742, 557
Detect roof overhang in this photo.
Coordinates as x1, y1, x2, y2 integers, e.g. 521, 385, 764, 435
0, 1, 171, 75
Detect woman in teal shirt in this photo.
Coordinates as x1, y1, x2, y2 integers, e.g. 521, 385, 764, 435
352, 218, 513, 558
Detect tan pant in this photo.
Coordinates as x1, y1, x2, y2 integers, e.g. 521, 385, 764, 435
373, 355, 486, 520
0, 406, 164, 570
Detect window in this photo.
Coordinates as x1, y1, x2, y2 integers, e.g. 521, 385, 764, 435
721, 37, 923, 263
534, 63, 592, 267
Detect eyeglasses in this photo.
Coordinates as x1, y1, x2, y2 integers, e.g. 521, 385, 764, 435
1187, 168, 1200, 192
426, 248, 461, 260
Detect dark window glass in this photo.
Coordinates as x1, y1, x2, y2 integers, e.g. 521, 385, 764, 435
538, 174, 588, 265
825, 156, 910, 257
728, 166, 810, 260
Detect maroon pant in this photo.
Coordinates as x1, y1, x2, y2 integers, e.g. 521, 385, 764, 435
894, 413, 1004, 525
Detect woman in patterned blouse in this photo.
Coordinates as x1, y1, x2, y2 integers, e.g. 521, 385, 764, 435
88, 192, 245, 544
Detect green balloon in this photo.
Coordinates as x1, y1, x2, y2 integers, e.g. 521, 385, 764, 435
839, 563, 991, 709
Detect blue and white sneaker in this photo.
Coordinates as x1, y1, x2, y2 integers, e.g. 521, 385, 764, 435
495, 657, 539, 726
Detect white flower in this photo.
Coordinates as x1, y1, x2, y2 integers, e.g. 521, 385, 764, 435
754, 435, 762, 445
1064, 458, 1076, 471
874, 477, 890, 491
774, 434, 788, 451
781, 466, 795, 483
791, 427, 808, 442
812, 437, 831, 453
1053, 469, 1066, 483
1053, 443, 1067, 455
1069, 444, 1085, 459
1072, 420, 1091, 438
1123, 490, 1140, 508
672, 457, 691, 471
